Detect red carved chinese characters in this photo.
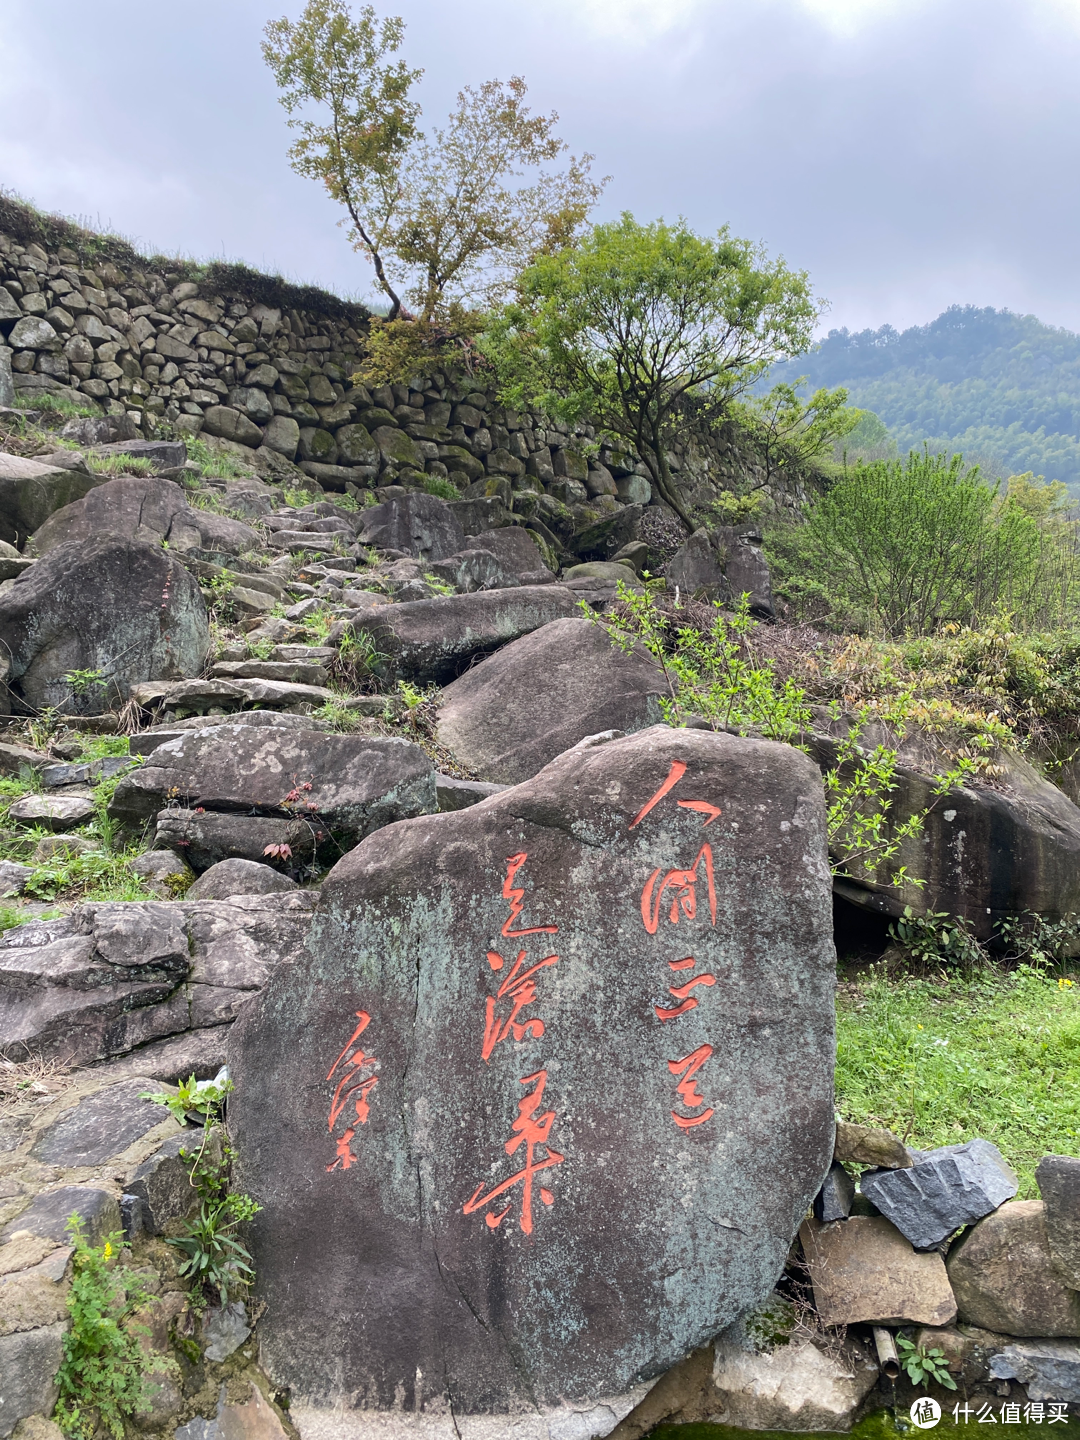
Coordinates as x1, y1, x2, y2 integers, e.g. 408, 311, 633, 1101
325, 1010, 380, 1172
463, 1069, 565, 1234
633, 760, 721, 1129
465, 854, 563, 1234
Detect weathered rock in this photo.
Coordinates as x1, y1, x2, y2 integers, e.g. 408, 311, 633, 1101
2, 1187, 121, 1247
860, 1138, 1018, 1249
0, 1323, 67, 1439
570, 504, 643, 562
58, 413, 140, 447
710, 1329, 879, 1432
0, 860, 32, 897
31, 477, 257, 559
427, 548, 523, 594
8, 795, 94, 831
0, 453, 106, 547
211, 659, 328, 687
203, 1301, 251, 1362
90, 440, 187, 472
815, 1161, 856, 1223
946, 1199, 1080, 1336
0, 536, 208, 715
31, 1079, 174, 1166
202, 405, 263, 448
437, 617, 668, 784
126, 1132, 198, 1236
471, 525, 554, 580
435, 774, 507, 812
132, 676, 337, 714
353, 585, 587, 686
187, 859, 300, 901
0, 350, 14, 408
563, 561, 644, 590
229, 725, 836, 1417
665, 530, 727, 597
827, 719, 1080, 936
990, 1340, 1080, 1403
0, 743, 51, 778
0, 893, 316, 1067
449, 495, 514, 535
1037, 1154, 1080, 1288
154, 811, 318, 873
834, 1119, 912, 1169
110, 726, 435, 857
358, 490, 466, 560
130, 849, 193, 899
799, 1216, 957, 1327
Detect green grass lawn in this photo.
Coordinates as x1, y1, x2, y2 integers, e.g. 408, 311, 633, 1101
836, 965, 1080, 1194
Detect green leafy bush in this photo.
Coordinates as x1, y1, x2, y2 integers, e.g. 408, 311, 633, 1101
55, 1220, 161, 1439
769, 453, 1080, 635
896, 1333, 957, 1390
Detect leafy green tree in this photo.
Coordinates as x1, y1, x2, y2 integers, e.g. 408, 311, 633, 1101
776, 450, 1080, 635
485, 213, 820, 529
734, 382, 858, 494
264, 3, 602, 328
263, 0, 422, 319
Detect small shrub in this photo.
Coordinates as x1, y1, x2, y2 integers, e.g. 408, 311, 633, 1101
54, 1219, 162, 1440
895, 1333, 958, 1390
141, 1069, 233, 1128
421, 474, 460, 501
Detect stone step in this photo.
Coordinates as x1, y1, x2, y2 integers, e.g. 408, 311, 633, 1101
212, 660, 329, 686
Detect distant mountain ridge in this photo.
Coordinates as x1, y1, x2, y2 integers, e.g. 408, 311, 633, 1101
768, 305, 1080, 491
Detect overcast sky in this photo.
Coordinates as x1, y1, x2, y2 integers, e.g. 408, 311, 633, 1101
1, 0, 1078, 336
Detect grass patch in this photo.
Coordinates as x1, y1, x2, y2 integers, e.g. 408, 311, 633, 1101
85, 453, 158, 478
14, 392, 98, 420
835, 966, 1080, 1194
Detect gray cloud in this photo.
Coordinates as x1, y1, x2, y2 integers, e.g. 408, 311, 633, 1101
1, 0, 1077, 333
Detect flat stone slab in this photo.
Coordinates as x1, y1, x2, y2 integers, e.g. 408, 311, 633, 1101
229, 724, 836, 1417
861, 1137, 1018, 1248
31, 1078, 174, 1165
2, 1185, 121, 1246
9, 794, 95, 830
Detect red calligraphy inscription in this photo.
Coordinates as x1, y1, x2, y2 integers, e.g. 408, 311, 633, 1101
326, 1010, 380, 1172
654, 956, 716, 1021
502, 852, 559, 938
669, 1045, 715, 1128
463, 1069, 564, 1234
640, 843, 717, 935
482, 949, 559, 1060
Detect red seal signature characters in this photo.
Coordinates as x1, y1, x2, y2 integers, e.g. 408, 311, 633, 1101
463, 852, 563, 1235
325, 1010, 381, 1172
631, 760, 722, 1130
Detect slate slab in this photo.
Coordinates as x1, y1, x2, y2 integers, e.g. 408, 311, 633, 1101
31, 1078, 174, 1166
1037, 1154, 1080, 1288
229, 724, 836, 1416
990, 1340, 1080, 1403
814, 1161, 855, 1223
860, 1137, 1018, 1249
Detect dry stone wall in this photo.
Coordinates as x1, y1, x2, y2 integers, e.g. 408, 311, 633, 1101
0, 217, 788, 562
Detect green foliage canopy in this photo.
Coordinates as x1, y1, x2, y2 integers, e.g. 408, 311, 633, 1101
771, 451, 1080, 636
485, 212, 821, 528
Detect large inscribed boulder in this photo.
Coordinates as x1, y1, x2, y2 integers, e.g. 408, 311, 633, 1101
229, 725, 836, 1426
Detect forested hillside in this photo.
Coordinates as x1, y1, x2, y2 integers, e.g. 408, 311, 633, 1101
768, 305, 1080, 490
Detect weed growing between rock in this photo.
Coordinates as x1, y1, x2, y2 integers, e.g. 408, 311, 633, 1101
55, 1219, 165, 1439
143, 1075, 263, 1311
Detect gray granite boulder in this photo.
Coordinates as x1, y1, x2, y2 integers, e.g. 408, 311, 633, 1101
187, 858, 300, 900
109, 725, 436, 856
357, 491, 466, 560
0, 535, 208, 715
352, 585, 587, 685
0, 452, 106, 548
437, 616, 668, 784
31, 476, 257, 559
229, 725, 836, 1418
